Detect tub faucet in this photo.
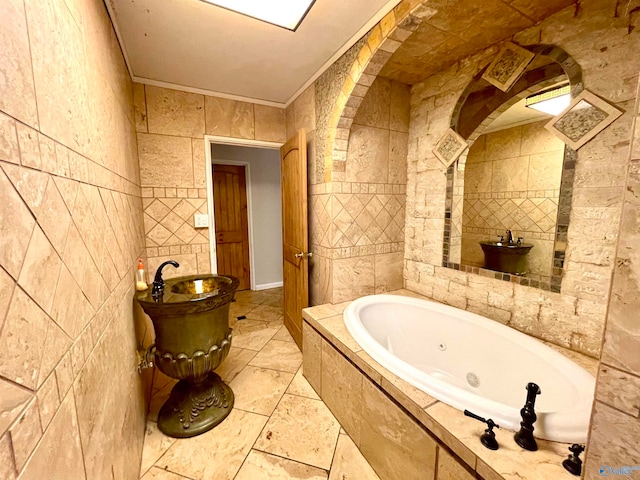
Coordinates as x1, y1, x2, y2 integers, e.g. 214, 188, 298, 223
514, 382, 541, 451
152, 260, 180, 300
464, 410, 500, 450
562, 443, 585, 476
506, 230, 514, 244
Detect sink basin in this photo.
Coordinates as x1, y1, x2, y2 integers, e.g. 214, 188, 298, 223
170, 276, 224, 295
136, 274, 238, 316
479, 241, 533, 275
136, 274, 239, 438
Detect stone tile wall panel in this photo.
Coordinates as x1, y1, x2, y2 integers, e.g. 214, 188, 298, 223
0, 0, 150, 477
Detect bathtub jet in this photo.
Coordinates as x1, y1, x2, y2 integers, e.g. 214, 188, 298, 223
343, 294, 595, 444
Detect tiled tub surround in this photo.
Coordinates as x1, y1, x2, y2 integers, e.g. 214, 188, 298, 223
460, 122, 565, 279
302, 291, 598, 480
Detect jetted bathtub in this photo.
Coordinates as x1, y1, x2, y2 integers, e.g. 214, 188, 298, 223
343, 294, 595, 443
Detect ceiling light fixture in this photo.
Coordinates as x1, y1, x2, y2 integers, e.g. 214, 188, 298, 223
201, 0, 316, 31
525, 84, 571, 116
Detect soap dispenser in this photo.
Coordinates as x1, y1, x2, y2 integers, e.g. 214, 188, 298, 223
135, 259, 148, 291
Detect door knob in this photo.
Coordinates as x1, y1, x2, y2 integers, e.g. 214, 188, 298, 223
294, 252, 313, 258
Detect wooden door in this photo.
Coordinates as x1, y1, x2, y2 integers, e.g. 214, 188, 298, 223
213, 164, 251, 290
281, 129, 309, 349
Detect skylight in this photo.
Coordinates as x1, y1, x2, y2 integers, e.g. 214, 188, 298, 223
201, 0, 316, 31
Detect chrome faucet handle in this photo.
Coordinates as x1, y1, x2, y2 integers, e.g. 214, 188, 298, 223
517, 237, 523, 246
497, 235, 505, 243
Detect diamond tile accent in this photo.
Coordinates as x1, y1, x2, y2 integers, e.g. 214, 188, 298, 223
463, 195, 559, 234
145, 200, 171, 222
148, 224, 172, 246
173, 199, 197, 220
160, 211, 183, 233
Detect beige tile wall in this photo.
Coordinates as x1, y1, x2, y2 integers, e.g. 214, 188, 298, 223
404, 0, 638, 358
298, 75, 410, 305
460, 121, 565, 277
584, 69, 640, 479
135, 83, 286, 280
0, 0, 149, 478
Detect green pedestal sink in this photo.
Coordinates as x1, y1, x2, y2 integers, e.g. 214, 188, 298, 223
136, 274, 239, 438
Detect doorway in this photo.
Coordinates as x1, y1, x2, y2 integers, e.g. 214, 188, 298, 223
206, 137, 284, 291
212, 164, 251, 290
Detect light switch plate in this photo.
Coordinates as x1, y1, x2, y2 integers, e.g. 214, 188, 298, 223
194, 214, 209, 228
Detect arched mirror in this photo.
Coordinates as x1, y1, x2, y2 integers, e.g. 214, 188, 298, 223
443, 46, 582, 293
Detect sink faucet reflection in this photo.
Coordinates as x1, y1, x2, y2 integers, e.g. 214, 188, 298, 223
506, 230, 514, 244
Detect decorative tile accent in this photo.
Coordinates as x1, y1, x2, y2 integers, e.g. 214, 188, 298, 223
546, 90, 623, 150
433, 129, 468, 167
481, 42, 535, 92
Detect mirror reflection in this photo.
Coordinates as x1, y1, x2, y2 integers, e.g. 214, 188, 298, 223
446, 60, 574, 291
461, 116, 565, 279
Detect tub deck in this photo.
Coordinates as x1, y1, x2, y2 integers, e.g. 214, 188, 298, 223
302, 289, 598, 480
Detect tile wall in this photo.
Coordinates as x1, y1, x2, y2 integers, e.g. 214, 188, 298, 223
293, 74, 410, 305
461, 121, 565, 277
584, 64, 640, 479
404, 0, 638, 358
134, 84, 287, 280
0, 0, 149, 478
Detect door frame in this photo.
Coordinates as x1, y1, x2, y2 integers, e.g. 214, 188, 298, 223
204, 135, 283, 290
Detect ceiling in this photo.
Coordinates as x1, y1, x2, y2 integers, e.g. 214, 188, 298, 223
106, 0, 399, 106
106, 0, 574, 107
482, 96, 552, 133
380, 0, 574, 85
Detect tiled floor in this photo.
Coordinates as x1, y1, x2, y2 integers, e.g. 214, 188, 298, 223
139, 288, 381, 480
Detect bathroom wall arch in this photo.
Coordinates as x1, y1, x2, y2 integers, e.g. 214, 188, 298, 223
321, 0, 431, 182
442, 45, 583, 293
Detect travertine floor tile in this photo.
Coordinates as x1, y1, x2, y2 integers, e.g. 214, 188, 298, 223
272, 325, 295, 343
216, 347, 256, 383
246, 304, 284, 323
287, 367, 320, 400
148, 380, 176, 422
232, 325, 279, 351
139, 422, 176, 477
234, 319, 271, 335
140, 467, 191, 480
229, 301, 260, 319
254, 394, 340, 470
249, 339, 302, 373
235, 450, 328, 480
157, 409, 268, 480
230, 365, 294, 416
328, 433, 381, 480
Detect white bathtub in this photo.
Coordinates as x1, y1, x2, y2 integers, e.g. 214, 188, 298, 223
344, 294, 595, 443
